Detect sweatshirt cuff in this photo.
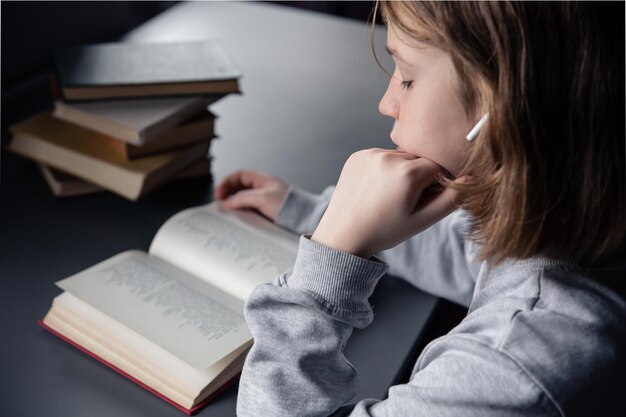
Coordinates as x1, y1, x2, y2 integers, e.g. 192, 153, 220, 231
275, 186, 333, 235
282, 235, 388, 321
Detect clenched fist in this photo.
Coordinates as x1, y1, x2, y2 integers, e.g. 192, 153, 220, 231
311, 149, 463, 259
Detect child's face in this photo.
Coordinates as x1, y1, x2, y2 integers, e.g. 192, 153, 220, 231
379, 25, 473, 177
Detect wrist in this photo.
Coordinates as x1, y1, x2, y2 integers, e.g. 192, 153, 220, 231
311, 229, 372, 259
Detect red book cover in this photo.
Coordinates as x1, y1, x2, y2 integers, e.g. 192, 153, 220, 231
39, 320, 240, 415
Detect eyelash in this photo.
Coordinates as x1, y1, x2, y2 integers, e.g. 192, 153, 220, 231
400, 80, 413, 90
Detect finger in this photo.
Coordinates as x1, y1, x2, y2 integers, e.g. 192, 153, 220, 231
222, 188, 266, 211
454, 175, 471, 185
215, 170, 256, 198
215, 170, 270, 199
391, 151, 420, 160
370, 146, 422, 159
410, 185, 462, 231
373, 147, 418, 158
214, 171, 242, 199
360, 147, 417, 159
406, 158, 448, 190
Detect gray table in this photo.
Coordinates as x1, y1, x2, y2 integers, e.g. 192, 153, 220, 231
0, 2, 439, 416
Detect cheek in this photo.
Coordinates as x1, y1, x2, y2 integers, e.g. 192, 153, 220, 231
396, 96, 470, 176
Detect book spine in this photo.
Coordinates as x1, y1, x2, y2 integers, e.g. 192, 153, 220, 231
63, 81, 240, 101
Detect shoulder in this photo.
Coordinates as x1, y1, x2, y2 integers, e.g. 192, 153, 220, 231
447, 264, 626, 416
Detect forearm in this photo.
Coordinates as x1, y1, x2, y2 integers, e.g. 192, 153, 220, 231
237, 236, 555, 417
275, 185, 480, 307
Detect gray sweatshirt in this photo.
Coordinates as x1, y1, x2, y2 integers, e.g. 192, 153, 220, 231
237, 186, 626, 417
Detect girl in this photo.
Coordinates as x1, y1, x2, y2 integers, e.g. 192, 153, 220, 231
215, 2, 625, 416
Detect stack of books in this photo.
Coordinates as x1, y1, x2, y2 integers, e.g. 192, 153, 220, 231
7, 40, 241, 201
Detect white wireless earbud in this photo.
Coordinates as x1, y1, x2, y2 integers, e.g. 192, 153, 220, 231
466, 113, 489, 142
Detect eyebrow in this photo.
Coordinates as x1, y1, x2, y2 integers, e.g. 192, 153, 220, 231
385, 44, 408, 63
385, 44, 398, 57
385, 43, 428, 73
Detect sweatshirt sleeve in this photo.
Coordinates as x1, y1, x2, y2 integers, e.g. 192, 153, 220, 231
237, 235, 388, 416
377, 210, 482, 307
275, 184, 480, 307
275, 185, 335, 235
236, 236, 558, 417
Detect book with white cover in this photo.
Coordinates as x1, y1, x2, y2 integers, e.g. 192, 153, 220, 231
41, 202, 299, 414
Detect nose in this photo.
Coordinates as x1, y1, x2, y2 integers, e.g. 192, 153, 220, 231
379, 79, 399, 120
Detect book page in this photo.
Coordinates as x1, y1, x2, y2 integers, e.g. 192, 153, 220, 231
56, 250, 251, 369
149, 202, 299, 301
52, 292, 250, 393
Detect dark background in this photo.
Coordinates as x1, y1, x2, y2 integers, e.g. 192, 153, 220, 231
1, 1, 375, 134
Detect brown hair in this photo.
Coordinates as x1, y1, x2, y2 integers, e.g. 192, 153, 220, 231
372, 1, 625, 265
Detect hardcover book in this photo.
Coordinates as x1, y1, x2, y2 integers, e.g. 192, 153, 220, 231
38, 158, 212, 198
8, 112, 209, 201
97, 113, 217, 160
41, 202, 299, 413
53, 97, 216, 145
53, 40, 241, 100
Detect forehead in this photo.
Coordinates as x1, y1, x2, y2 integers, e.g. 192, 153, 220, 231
386, 17, 434, 47
386, 25, 443, 67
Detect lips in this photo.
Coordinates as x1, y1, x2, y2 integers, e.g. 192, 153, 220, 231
390, 135, 405, 153
391, 134, 410, 153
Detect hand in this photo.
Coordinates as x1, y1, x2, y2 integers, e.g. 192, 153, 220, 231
311, 149, 463, 258
214, 170, 289, 221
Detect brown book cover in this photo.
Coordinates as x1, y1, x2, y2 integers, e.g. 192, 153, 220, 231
39, 158, 212, 198
97, 112, 217, 160
8, 111, 209, 201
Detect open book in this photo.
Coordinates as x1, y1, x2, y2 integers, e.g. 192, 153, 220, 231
41, 202, 299, 414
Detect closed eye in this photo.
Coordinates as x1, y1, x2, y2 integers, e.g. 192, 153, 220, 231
400, 80, 413, 90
